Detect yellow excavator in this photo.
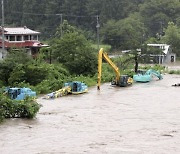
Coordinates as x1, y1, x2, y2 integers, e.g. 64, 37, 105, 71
97, 48, 133, 90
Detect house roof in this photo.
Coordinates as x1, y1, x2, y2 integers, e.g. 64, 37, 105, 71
1, 27, 40, 35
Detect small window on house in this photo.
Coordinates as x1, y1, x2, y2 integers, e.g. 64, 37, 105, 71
33, 35, 38, 40
9, 35, 15, 41
24, 35, 29, 40
17, 35, 22, 41
29, 35, 32, 40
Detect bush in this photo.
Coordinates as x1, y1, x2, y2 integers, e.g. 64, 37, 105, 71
0, 99, 5, 122
13, 98, 41, 119
0, 49, 33, 86
34, 64, 69, 94
139, 64, 165, 72
24, 64, 49, 86
0, 94, 41, 123
35, 78, 65, 94
100, 63, 115, 82
52, 32, 97, 76
169, 70, 180, 74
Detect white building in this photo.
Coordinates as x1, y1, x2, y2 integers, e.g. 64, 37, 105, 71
147, 44, 176, 64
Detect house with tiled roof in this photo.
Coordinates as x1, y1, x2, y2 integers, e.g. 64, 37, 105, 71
0, 26, 48, 59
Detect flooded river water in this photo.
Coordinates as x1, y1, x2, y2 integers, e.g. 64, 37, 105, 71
0, 74, 180, 154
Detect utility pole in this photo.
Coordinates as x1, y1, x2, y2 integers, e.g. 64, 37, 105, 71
1, 0, 5, 59
56, 13, 63, 38
60, 13, 63, 38
160, 21, 164, 37
96, 15, 100, 50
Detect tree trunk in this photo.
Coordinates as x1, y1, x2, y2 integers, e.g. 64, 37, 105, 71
134, 55, 138, 73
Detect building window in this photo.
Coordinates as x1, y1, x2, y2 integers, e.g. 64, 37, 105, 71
9, 35, 15, 41
33, 35, 38, 40
17, 35, 22, 41
24, 35, 29, 41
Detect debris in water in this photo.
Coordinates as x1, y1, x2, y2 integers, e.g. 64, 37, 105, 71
161, 134, 173, 137
172, 83, 180, 87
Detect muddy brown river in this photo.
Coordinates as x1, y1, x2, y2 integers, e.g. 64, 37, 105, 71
0, 74, 180, 154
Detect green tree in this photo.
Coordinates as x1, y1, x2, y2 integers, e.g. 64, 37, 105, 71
0, 49, 33, 85
55, 20, 79, 38
101, 14, 146, 72
162, 22, 180, 56
140, 0, 180, 36
8, 64, 26, 86
3, 0, 180, 41
52, 32, 97, 75
86, 0, 145, 23
101, 13, 146, 50
21, 0, 47, 29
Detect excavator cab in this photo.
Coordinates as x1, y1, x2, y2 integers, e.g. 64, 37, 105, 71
5, 87, 36, 100
7, 88, 20, 99
111, 75, 133, 87
119, 75, 131, 87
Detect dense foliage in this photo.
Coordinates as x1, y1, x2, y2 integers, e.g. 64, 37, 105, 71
162, 22, 180, 56
101, 14, 146, 50
52, 32, 97, 75
0, 94, 41, 122
1, 0, 180, 56
0, 29, 98, 94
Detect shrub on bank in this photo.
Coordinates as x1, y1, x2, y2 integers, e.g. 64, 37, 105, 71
169, 70, 180, 74
139, 64, 165, 73
0, 94, 41, 123
0, 99, 5, 122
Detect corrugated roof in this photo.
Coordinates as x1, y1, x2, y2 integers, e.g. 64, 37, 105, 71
3, 27, 40, 35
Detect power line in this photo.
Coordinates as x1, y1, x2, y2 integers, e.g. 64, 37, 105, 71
7, 11, 101, 48
10, 11, 56, 16
10, 11, 97, 18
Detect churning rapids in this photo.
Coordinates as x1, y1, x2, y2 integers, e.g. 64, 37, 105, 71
0, 73, 180, 154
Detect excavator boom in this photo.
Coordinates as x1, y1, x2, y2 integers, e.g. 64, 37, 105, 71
97, 48, 120, 90
97, 48, 133, 90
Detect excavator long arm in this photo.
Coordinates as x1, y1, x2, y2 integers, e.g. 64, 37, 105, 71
97, 48, 120, 90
